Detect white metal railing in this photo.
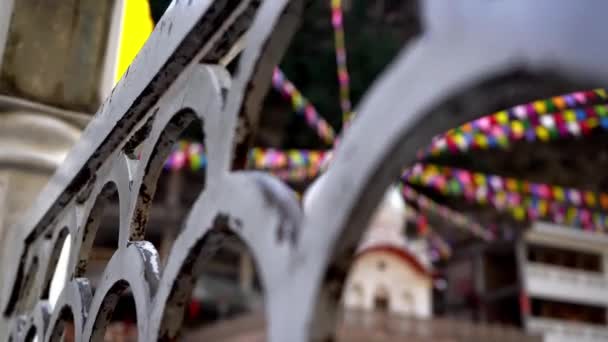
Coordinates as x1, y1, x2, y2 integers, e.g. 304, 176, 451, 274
4, 1, 608, 341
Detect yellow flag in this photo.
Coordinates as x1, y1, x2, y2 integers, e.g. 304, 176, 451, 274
115, 0, 154, 84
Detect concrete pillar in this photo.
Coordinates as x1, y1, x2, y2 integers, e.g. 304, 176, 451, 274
0, 0, 125, 224
0, 2, 125, 335
0, 0, 124, 112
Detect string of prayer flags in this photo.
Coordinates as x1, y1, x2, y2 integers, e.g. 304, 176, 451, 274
272, 68, 336, 144
419, 89, 608, 159
330, 0, 353, 124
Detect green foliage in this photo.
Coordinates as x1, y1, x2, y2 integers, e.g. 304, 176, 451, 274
149, 0, 173, 23
280, 0, 404, 148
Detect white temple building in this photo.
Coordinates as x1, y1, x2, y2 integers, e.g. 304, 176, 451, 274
342, 186, 432, 318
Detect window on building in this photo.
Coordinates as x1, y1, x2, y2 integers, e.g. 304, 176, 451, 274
374, 296, 390, 313
377, 259, 387, 271
527, 244, 602, 273
531, 298, 607, 325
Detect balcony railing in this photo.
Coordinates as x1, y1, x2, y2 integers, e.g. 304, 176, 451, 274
524, 262, 608, 306
527, 317, 608, 342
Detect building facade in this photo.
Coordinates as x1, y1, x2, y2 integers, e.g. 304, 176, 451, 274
343, 186, 433, 318
520, 221, 608, 342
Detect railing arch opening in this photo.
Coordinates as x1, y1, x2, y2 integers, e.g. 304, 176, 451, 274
47, 233, 71, 311
13, 256, 39, 316
47, 305, 75, 342
76, 182, 120, 295
88, 280, 138, 342
130, 109, 206, 268
24, 326, 38, 342
154, 225, 265, 341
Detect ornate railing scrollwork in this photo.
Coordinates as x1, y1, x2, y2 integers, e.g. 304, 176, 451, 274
3, 1, 608, 341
